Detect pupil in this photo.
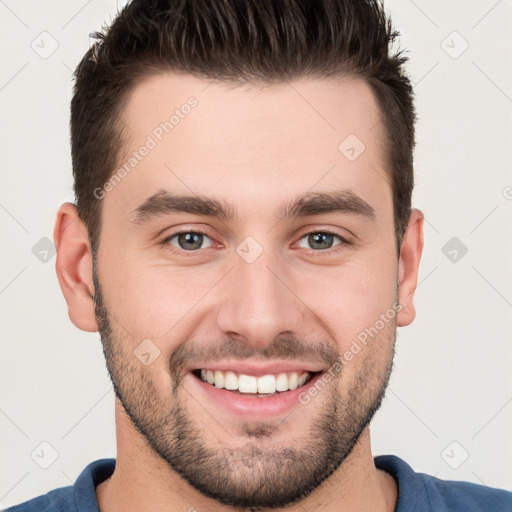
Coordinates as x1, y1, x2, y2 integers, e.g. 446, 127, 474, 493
179, 232, 202, 250
176, 232, 334, 251
310, 233, 333, 250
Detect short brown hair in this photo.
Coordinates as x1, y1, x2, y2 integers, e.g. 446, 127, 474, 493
71, 0, 416, 255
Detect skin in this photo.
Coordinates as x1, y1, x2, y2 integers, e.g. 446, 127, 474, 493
54, 72, 423, 512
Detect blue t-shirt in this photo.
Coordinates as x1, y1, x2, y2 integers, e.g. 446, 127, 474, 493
3, 455, 512, 511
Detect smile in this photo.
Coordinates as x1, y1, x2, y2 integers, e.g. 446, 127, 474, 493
194, 368, 316, 396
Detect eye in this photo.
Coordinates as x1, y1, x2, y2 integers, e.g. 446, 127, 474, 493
297, 230, 345, 251
160, 228, 348, 256
163, 230, 214, 251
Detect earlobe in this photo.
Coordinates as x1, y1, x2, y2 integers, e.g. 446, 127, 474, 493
396, 208, 424, 327
53, 203, 99, 332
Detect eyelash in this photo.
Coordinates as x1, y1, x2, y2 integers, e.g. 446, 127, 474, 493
160, 228, 350, 256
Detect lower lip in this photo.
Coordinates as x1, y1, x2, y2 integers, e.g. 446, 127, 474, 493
188, 372, 323, 419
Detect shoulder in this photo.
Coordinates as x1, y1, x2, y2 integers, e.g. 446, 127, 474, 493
375, 454, 512, 512
2, 458, 116, 512
2, 486, 74, 512
421, 472, 512, 511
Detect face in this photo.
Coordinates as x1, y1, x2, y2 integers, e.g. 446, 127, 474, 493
86, 73, 413, 509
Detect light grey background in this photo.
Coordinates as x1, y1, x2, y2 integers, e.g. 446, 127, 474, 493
1, 0, 511, 508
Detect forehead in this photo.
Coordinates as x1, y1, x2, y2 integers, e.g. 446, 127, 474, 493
107, 71, 391, 224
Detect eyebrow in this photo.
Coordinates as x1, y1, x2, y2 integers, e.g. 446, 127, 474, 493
128, 188, 376, 225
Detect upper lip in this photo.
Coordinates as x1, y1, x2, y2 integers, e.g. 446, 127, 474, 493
187, 360, 326, 377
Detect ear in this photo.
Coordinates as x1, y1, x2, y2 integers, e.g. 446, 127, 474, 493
53, 203, 98, 332
396, 208, 424, 327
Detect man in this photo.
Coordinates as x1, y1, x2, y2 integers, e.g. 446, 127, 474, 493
5, 0, 512, 511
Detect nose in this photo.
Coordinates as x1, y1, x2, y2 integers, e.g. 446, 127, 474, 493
215, 243, 306, 350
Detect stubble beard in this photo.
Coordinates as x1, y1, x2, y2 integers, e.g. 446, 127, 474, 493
92, 261, 396, 510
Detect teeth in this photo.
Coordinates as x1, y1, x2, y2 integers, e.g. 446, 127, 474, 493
224, 371, 238, 391
257, 375, 276, 394
214, 370, 225, 389
288, 373, 298, 390
276, 373, 288, 392
239, 375, 258, 393
198, 369, 312, 394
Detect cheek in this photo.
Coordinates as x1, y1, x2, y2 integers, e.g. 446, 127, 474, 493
102, 260, 186, 328
295, 261, 398, 350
